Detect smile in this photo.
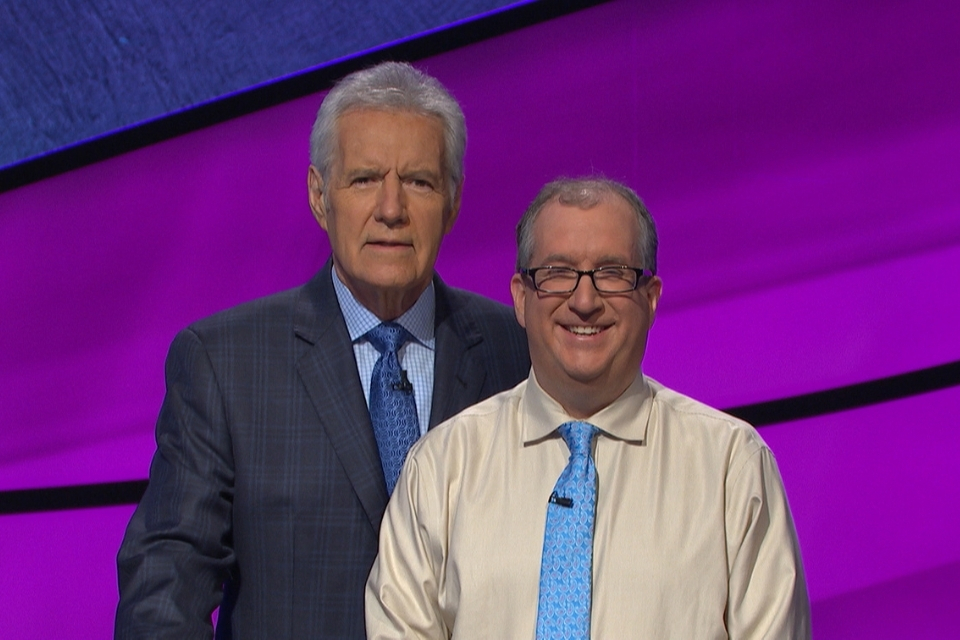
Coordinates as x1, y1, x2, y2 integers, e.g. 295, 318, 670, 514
565, 325, 604, 336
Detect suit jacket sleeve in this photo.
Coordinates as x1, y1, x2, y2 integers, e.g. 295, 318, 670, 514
115, 327, 235, 639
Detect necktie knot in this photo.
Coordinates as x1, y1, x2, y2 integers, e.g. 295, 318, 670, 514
558, 421, 598, 459
367, 322, 410, 355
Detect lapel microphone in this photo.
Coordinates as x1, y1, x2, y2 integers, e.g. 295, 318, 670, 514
393, 369, 414, 394
549, 491, 574, 508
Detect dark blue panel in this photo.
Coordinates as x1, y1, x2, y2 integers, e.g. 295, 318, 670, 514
0, 0, 523, 168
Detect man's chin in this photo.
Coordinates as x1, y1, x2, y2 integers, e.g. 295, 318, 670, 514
542, 368, 610, 397
353, 264, 421, 290
558, 359, 612, 384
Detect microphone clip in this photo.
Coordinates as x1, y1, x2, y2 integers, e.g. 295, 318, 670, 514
392, 369, 414, 394
549, 491, 574, 508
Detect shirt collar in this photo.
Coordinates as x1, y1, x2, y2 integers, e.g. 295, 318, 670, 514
520, 370, 653, 444
331, 267, 436, 347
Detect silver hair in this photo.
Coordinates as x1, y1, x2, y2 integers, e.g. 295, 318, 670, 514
309, 61, 466, 209
515, 177, 658, 273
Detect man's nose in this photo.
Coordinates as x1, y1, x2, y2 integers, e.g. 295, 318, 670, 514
376, 173, 406, 223
567, 272, 603, 314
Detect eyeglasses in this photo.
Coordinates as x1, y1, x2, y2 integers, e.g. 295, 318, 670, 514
519, 266, 654, 294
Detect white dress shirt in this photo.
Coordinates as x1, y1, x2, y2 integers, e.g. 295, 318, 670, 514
367, 371, 810, 639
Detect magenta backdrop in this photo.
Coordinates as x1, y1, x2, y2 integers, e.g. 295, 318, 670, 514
2, 0, 959, 636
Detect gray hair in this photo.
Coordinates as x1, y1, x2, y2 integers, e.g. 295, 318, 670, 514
309, 61, 466, 209
515, 177, 658, 273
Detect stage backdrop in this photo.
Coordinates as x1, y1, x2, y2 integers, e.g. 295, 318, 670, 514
1, 0, 959, 637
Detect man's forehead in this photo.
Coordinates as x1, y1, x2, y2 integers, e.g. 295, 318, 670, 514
531, 198, 639, 260
337, 106, 444, 133
334, 109, 445, 157
534, 197, 635, 232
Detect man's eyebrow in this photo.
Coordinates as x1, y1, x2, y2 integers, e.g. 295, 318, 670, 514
399, 167, 443, 179
337, 167, 382, 183
537, 254, 576, 265
342, 166, 381, 176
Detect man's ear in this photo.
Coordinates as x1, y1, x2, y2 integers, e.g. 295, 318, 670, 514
443, 177, 464, 235
645, 276, 663, 321
510, 273, 527, 328
307, 166, 328, 230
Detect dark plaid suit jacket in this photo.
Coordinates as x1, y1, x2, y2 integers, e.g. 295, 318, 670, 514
115, 261, 530, 639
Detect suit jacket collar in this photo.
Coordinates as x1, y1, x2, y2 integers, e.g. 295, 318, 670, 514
430, 276, 487, 428
294, 261, 388, 530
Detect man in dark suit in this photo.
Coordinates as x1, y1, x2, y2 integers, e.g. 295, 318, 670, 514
115, 61, 530, 639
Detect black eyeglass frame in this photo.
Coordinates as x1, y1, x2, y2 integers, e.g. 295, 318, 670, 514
519, 265, 655, 294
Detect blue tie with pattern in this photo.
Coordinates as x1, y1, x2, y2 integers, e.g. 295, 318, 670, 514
536, 420, 600, 640
367, 322, 420, 495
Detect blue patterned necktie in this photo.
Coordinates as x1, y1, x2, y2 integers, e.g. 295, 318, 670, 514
536, 420, 600, 640
366, 322, 420, 495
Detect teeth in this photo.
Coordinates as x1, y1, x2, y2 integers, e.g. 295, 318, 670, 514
567, 326, 601, 335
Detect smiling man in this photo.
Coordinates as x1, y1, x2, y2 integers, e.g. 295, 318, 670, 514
115, 62, 529, 639
366, 177, 810, 639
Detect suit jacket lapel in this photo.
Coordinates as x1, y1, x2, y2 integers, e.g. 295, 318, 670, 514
294, 262, 389, 530
430, 278, 488, 428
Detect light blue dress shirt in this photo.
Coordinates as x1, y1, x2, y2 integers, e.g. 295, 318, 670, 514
331, 268, 435, 436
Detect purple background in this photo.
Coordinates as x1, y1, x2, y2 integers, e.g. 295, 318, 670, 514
2, 0, 959, 636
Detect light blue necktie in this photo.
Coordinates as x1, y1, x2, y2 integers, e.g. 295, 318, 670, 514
536, 420, 600, 640
366, 322, 420, 495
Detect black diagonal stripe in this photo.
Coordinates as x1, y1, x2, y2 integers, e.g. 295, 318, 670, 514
1, 358, 958, 515
0, 479, 147, 515
725, 359, 960, 426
